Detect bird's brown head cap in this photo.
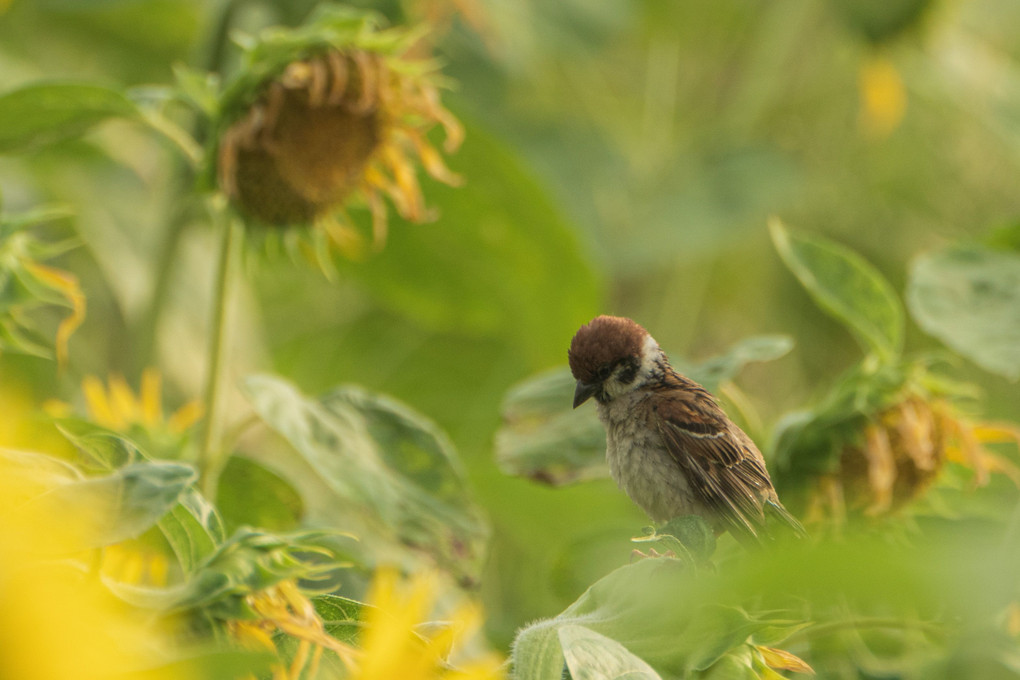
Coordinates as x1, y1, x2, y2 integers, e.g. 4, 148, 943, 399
568, 315, 649, 383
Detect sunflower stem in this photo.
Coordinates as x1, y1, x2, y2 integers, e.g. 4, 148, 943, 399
198, 207, 242, 499
132, 0, 248, 374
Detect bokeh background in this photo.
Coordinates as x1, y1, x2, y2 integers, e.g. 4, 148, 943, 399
2, 0, 1019, 652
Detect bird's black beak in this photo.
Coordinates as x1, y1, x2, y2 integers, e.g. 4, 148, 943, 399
573, 380, 598, 409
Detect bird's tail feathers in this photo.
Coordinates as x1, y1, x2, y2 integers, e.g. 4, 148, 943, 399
765, 499, 808, 539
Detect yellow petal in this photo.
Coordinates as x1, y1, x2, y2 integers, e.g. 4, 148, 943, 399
408, 129, 463, 187
1007, 602, 1020, 637
756, 645, 815, 674
446, 653, 507, 680
973, 423, 1020, 446
140, 368, 163, 427
167, 400, 204, 433
24, 261, 86, 367
108, 374, 141, 426
231, 621, 277, 651
357, 568, 437, 680
148, 552, 169, 587
862, 423, 895, 515
42, 398, 72, 418
82, 375, 125, 430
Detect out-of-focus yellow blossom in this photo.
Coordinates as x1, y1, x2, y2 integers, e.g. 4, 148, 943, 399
100, 541, 171, 587
0, 457, 179, 680
858, 54, 906, 139
84, 368, 202, 433
353, 568, 505, 680
47, 368, 202, 435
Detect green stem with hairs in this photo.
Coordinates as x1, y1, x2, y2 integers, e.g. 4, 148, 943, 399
198, 208, 242, 499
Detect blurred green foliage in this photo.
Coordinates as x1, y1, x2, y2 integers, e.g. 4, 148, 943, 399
1, 0, 1020, 678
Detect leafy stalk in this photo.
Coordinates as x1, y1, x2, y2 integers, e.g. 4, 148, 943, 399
198, 206, 242, 499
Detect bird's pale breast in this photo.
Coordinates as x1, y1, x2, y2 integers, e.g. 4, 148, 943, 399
597, 390, 712, 523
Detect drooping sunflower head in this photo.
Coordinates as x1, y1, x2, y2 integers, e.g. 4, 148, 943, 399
775, 360, 1020, 527
214, 7, 463, 254
805, 395, 1020, 526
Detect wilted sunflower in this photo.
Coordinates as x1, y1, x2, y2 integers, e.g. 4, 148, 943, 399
215, 8, 463, 253
803, 394, 1020, 523
774, 362, 1020, 525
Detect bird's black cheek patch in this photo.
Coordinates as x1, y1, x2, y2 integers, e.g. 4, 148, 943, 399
616, 356, 640, 385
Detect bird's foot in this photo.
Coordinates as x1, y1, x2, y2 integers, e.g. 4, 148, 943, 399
630, 547, 676, 561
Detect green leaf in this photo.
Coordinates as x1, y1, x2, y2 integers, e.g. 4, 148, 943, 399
984, 221, 1020, 252
697, 649, 760, 680
270, 593, 364, 676
0, 448, 82, 509
56, 419, 141, 470
158, 487, 226, 573
54, 420, 225, 571
14, 461, 196, 552
169, 528, 339, 618
335, 123, 602, 365
495, 336, 793, 486
513, 559, 795, 679
495, 366, 608, 486
244, 374, 489, 583
769, 359, 909, 489
678, 335, 794, 393
0, 208, 83, 360
559, 625, 663, 680
907, 244, 1020, 380
314, 594, 364, 644
770, 218, 903, 361
0, 82, 139, 153
216, 455, 304, 533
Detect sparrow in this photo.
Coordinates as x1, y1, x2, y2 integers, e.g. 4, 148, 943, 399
568, 315, 805, 547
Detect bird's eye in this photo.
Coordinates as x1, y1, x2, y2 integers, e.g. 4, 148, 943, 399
596, 364, 612, 381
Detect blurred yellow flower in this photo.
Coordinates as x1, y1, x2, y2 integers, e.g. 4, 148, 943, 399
353, 568, 505, 680
858, 54, 906, 139
61, 367, 202, 434
101, 541, 171, 587
0, 457, 178, 680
